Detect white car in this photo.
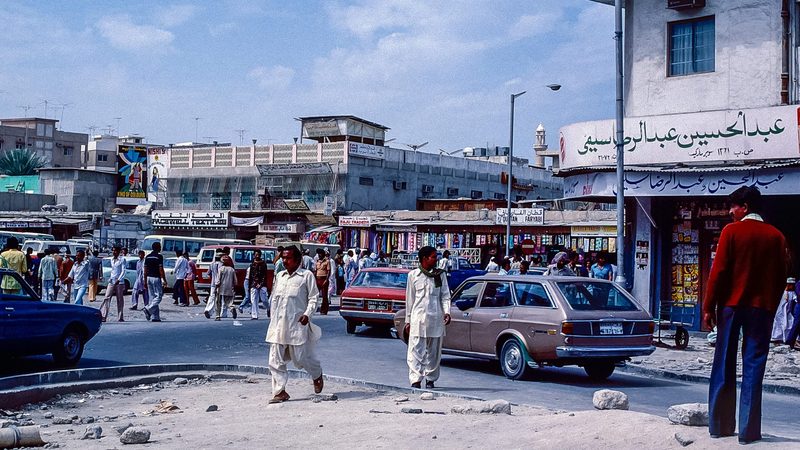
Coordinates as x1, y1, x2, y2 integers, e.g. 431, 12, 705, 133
98, 256, 139, 292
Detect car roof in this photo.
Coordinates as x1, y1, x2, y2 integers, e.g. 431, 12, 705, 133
361, 267, 411, 273
465, 274, 615, 283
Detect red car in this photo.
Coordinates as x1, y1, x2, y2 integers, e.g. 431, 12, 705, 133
339, 267, 409, 334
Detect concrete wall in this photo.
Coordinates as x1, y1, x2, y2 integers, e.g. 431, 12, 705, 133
39, 169, 117, 212
625, 0, 784, 116
0, 192, 56, 212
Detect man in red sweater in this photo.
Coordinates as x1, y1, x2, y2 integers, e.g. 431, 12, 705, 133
703, 186, 788, 444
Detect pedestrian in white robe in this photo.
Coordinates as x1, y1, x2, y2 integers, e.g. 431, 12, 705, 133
265, 246, 324, 403
772, 278, 796, 343
404, 246, 451, 389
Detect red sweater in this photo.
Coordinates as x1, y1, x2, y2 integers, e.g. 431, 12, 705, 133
703, 218, 788, 315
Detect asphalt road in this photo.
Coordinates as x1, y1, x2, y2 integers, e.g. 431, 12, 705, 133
5, 311, 800, 440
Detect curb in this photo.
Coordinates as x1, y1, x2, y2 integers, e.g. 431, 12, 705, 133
618, 364, 800, 397
0, 363, 484, 409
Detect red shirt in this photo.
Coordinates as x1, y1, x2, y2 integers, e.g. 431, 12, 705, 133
703, 217, 788, 315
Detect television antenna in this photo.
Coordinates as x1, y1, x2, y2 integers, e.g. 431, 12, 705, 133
404, 141, 428, 152
192, 117, 202, 143
234, 129, 247, 145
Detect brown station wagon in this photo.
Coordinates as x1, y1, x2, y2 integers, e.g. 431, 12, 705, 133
393, 274, 655, 380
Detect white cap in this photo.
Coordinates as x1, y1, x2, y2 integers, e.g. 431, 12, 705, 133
788, 277, 796, 284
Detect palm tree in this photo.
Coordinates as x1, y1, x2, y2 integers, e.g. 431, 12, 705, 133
0, 149, 47, 176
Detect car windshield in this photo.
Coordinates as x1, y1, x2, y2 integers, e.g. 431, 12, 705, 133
556, 281, 639, 311
350, 271, 408, 289
164, 259, 176, 269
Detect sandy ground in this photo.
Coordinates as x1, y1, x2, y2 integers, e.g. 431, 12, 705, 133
8, 374, 794, 449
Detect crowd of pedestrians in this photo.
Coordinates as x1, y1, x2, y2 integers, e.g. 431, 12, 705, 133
481, 249, 616, 280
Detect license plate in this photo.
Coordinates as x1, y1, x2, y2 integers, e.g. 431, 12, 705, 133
599, 323, 624, 335
367, 301, 390, 310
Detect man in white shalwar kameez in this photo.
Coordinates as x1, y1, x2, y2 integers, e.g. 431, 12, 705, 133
404, 246, 451, 389
771, 278, 796, 343
265, 246, 324, 403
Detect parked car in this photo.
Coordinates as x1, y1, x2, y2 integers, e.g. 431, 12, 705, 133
163, 257, 179, 289
393, 274, 655, 381
195, 245, 276, 295
0, 269, 102, 366
98, 256, 139, 292
340, 267, 410, 334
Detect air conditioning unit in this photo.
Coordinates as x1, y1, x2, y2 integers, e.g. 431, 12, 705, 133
393, 180, 407, 190
421, 184, 434, 193
470, 190, 483, 199
667, 0, 705, 10
446, 187, 459, 197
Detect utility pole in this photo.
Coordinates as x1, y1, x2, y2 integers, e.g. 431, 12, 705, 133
235, 129, 247, 145
193, 117, 202, 143
113, 117, 122, 136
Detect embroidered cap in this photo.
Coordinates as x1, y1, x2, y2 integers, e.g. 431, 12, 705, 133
788, 277, 796, 284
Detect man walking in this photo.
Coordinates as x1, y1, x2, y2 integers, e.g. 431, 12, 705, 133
38, 249, 58, 301
404, 246, 451, 388
344, 250, 358, 289
214, 255, 238, 321
315, 249, 331, 315
131, 250, 149, 310
58, 251, 74, 303
0, 237, 26, 294
704, 186, 788, 445
87, 250, 103, 302
247, 249, 269, 319
172, 250, 188, 306
142, 242, 168, 322
65, 250, 90, 305
266, 246, 324, 404
185, 255, 200, 305
100, 246, 126, 322
204, 252, 223, 319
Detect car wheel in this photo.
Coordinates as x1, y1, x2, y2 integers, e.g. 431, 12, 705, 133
583, 361, 615, 380
500, 338, 529, 380
52, 327, 85, 366
346, 320, 357, 334
674, 327, 689, 350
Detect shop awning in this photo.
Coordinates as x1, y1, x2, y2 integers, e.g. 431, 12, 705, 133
306, 225, 342, 233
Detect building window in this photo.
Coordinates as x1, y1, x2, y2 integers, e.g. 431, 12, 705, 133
45, 141, 53, 150
470, 190, 483, 199
36, 123, 45, 136
494, 193, 506, 200
35, 140, 44, 149
15, 141, 24, 150
63, 146, 73, 156
182, 193, 199, 204
358, 177, 373, 186
240, 192, 254, 209
668, 17, 715, 76
446, 187, 459, 197
211, 194, 231, 210
97, 154, 108, 162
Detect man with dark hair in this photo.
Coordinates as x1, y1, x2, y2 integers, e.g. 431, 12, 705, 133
87, 250, 103, 302
704, 185, 788, 444
247, 249, 270, 319
38, 249, 58, 301
404, 246, 451, 388
568, 251, 588, 277
172, 250, 188, 306
58, 250, 73, 302
65, 250, 90, 305
314, 248, 331, 315
100, 247, 125, 321
498, 257, 512, 275
266, 245, 324, 403
143, 242, 168, 322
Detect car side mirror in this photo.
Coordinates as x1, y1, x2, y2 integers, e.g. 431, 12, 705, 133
455, 299, 475, 311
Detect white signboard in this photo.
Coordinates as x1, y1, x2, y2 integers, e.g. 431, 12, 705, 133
152, 211, 228, 229
558, 105, 799, 170
323, 196, 335, 216
338, 216, 372, 227
146, 146, 169, 202
563, 168, 800, 199
259, 223, 301, 234
348, 142, 385, 160
495, 208, 545, 226
303, 120, 343, 138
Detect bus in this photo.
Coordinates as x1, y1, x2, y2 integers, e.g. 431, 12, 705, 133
141, 235, 249, 258
0, 230, 55, 249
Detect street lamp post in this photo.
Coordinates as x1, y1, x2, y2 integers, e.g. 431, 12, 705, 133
505, 91, 526, 258
614, 0, 626, 285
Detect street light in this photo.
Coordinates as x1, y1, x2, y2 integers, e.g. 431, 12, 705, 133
614, 0, 626, 285
505, 85, 560, 258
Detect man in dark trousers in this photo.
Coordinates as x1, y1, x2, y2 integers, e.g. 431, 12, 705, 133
703, 186, 788, 444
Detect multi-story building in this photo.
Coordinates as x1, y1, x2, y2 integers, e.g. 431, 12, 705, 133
0, 118, 87, 167
560, 0, 800, 327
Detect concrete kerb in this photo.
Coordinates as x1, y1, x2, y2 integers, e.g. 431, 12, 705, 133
618, 363, 800, 397
0, 363, 485, 409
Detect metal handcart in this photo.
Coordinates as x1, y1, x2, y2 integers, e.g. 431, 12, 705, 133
653, 299, 697, 350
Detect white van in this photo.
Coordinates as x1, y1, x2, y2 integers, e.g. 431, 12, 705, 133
22, 240, 86, 255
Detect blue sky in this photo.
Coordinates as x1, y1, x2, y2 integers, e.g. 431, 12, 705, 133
0, 0, 616, 157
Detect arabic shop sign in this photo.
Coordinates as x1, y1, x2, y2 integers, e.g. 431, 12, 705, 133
563, 168, 798, 199
495, 208, 545, 226
152, 211, 229, 229
558, 105, 798, 169
348, 142, 385, 160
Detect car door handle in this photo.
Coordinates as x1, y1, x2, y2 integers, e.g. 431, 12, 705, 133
4, 307, 13, 311
462, 312, 469, 318
499, 313, 508, 319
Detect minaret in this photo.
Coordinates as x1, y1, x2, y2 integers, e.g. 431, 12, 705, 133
533, 123, 547, 168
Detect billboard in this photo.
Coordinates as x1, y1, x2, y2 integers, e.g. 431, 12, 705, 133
117, 145, 148, 205
146, 146, 169, 202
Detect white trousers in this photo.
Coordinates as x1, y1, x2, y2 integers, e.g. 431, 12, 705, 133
407, 335, 443, 384
249, 287, 269, 319
205, 285, 227, 317
269, 341, 322, 396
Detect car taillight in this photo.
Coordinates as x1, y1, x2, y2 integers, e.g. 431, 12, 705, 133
561, 321, 574, 335
648, 321, 655, 334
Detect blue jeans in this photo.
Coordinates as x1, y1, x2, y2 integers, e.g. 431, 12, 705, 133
239, 279, 252, 309
73, 285, 88, 305
708, 306, 772, 442
783, 301, 800, 346
41, 279, 55, 302
145, 277, 164, 320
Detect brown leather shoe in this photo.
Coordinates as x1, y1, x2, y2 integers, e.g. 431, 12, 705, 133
269, 390, 290, 404
313, 375, 324, 394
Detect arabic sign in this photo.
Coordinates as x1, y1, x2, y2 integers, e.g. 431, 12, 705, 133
146, 147, 169, 202
348, 142, 385, 160
563, 168, 799, 199
230, 215, 264, 227
303, 120, 343, 138
283, 199, 310, 212
257, 163, 332, 176
559, 105, 799, 169
152, 211, 229, 229
571, 226, 616, 237
78, 220, 94, 233
117, 145, 148, 206
0, 219, 49, 228
495, 208, 545, 226
259, 223, 301, 233
338, 216, 372, 227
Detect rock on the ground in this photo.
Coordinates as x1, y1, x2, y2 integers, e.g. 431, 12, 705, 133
206, 405, 219, 412
43, 412, 54, 419
0, 419, 19, 428
81, 425, 103, 440
419, 392, 435, 401
674, 432, 695, 447
772, 345, 791, 354
667, 403, 709, 426
114, 423, 134, 435
393, 396, 409, 403
451, 400, 512, 415
139, 397, 155, 405
401, 408, 423, 414
311, 394, 338, 403
81, 416, 95, 424
772, 364, 800, 375
52, 417, 73, 425
120, 426, 150, 444
592, 390, 629, 410
173, 377, 189, 385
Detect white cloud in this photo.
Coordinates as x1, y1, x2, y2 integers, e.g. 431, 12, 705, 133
508, 12, 561, 40
248, 65, 296, 91
209, 22, 237, 37
97, 15, 174, 52
155, 4, 198, 27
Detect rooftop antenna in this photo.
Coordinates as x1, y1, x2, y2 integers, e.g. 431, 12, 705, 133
404, 141, 429, 152
234, 129, 247, 145
55, 103, 74, 130
86, 125, 99, 136
17, 105, 33, 116
39, 98, 56, 118
203, 136, 217, 144
192, 117, 202, 143
104, 124, 114, 135
113, 117, 122, 136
